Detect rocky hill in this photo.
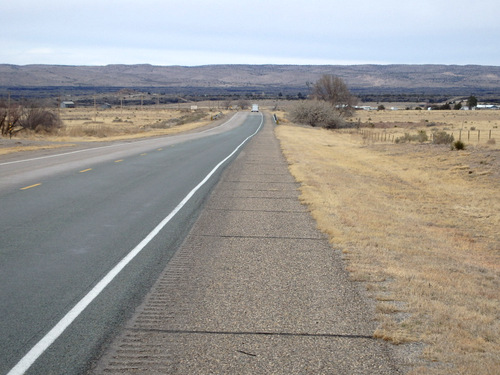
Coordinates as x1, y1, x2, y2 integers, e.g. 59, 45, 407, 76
1, 64, 500, 96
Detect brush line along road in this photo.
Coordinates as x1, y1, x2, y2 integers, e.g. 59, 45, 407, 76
0, 112, 263, 375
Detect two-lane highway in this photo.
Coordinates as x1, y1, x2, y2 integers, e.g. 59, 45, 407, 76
0, 112, 263, 374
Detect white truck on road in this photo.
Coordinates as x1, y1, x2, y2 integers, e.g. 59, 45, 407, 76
251, 104, 259, 112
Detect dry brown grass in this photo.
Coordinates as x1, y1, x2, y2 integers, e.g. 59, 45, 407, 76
57, 107, 216, 139
350, 109, 500, 145
0, 107, 223, 155
276, 111, 500, 374
0, 142, 77, 156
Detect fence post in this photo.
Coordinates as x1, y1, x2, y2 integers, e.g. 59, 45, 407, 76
478, 130, 480, 142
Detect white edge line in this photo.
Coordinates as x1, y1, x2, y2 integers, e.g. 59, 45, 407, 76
7, 112, 263, 375
0, 112, 241, 167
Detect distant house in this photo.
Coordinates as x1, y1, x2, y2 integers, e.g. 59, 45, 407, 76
476, 104, 500, 110
60, 101, 75, 108
354, 105, 377, 111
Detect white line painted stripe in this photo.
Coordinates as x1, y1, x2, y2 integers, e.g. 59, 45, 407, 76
0, 113, 240, 167
0, 143, 125, 166
6, 112, 263, 375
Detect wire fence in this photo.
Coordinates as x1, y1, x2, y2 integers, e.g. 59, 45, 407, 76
355, 128, 499, 145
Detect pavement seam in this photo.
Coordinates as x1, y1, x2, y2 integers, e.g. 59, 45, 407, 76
124, 328, 377, 340
192, 234, 325, 240
210, 196, 300, 199
205, 208, 306, 213
227, 181, 295, 183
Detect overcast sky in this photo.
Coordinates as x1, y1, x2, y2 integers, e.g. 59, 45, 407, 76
1, 0, 499, 66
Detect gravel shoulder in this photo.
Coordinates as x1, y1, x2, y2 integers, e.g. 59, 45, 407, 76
91, 114, 402, 374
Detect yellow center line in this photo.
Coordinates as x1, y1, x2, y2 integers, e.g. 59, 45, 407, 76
114, 159, 124, 163
79, 168, 92, 173
157, 148, 163, 151
140, 153, 147, 156
21, 183, 42, 190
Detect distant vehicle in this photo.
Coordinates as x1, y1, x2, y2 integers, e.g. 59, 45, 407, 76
251, 104, 259, 112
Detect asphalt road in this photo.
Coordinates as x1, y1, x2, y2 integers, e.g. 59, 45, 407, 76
0, 112, 263, 375
93, 114, 402, 374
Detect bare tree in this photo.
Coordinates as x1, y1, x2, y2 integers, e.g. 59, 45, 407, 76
311, 74, 357, 115
0, 101, 22, 138
1, 100, 62, 138
237, 99, 250, 110
222, 98, 233, 110
20, 105, 62, 133
0, 108, 7, 136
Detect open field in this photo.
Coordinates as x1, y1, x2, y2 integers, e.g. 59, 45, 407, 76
349, 109, 500, 145
57, 106, 219, 138
275, 110, 499, 374
0, 106, 224, 155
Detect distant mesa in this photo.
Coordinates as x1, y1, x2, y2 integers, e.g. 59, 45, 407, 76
1, 64, 499, 97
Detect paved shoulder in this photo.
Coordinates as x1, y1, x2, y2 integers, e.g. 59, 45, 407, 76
92, 113, 400, 374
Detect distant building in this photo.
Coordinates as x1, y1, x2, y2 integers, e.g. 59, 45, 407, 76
354, 106, 377, 111
60, 101, 75, 108
476, 104, 500, 110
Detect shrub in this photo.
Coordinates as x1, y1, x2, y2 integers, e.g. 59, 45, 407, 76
433, 131, 454, 145
20, 107, 62, 133
291, 100, 350, 129
417, 130, 429, 142
395, 130, 428, 143
486, 138, 496, 145
453, 140, 466, 150
395, 133, 412, 143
